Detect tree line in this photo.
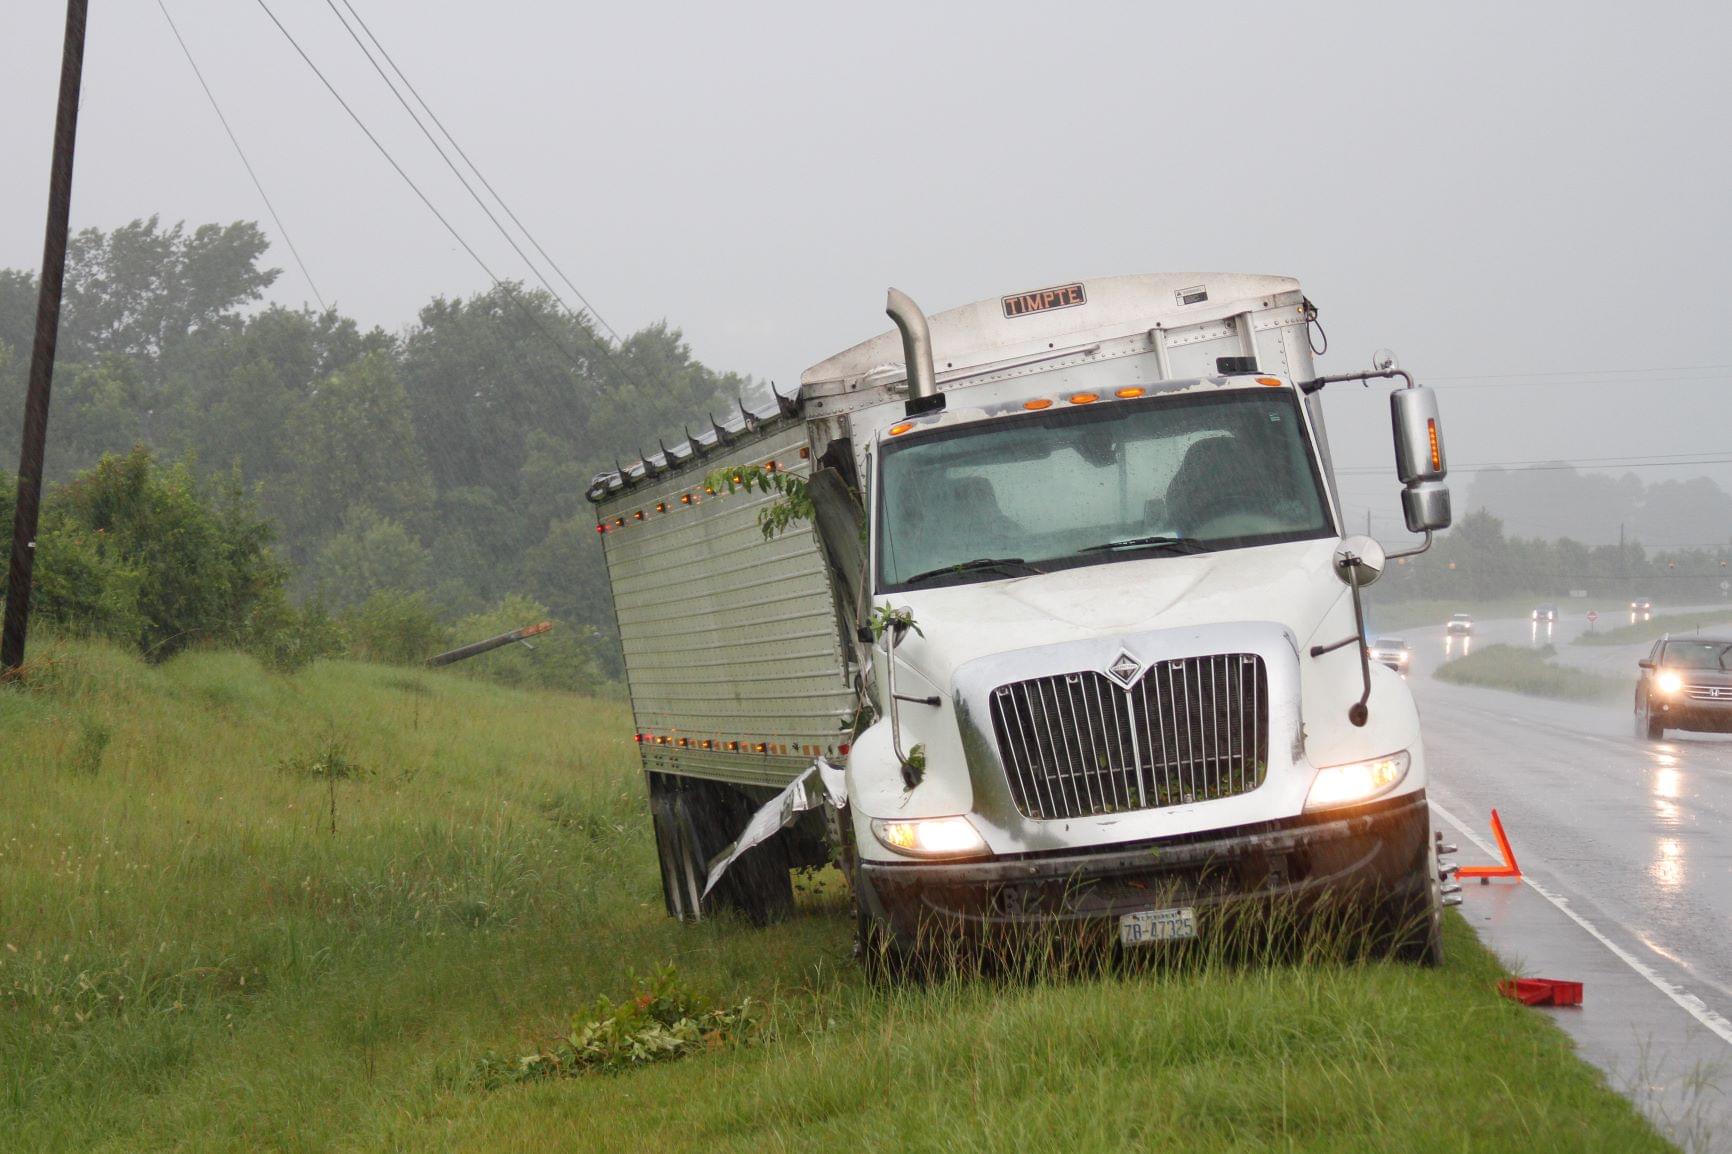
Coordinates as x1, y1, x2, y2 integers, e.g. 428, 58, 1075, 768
1374, 508, 1732, 604
1, 216, 746, 685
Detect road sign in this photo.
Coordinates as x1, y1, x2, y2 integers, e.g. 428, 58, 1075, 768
1586, 610, 1599, 624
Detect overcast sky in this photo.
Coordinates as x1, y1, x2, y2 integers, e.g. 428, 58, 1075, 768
4, 0, 1730, 539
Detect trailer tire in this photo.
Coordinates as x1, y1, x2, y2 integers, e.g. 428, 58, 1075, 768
649, 775, 795, 926
651, 782, 707, 922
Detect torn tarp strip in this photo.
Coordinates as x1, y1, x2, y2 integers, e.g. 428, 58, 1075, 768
703, 758, 847, 900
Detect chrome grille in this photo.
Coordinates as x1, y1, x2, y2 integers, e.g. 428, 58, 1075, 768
1685, 684, 1732, 701
989, 653, 1268, 820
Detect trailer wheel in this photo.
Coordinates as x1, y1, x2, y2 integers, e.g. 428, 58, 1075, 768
650, 782, 707, 922
649, 775, 794, 926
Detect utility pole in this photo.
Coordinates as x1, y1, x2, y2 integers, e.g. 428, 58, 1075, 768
2, 0, 89, 675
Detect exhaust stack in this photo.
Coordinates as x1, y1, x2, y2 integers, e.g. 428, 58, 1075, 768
886, 288, 944, 416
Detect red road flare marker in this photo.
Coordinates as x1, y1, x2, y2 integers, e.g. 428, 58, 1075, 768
1457, 807, 1521, 880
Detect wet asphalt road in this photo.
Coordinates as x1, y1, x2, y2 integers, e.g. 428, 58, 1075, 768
1391, 608, 1732, 1146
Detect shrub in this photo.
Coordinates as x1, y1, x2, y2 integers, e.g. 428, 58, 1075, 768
447, 594, 610, 693
2, 449, 287, 659
346, 589, 447, 666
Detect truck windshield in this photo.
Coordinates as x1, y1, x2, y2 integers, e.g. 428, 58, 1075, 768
875, 388, 1334, 591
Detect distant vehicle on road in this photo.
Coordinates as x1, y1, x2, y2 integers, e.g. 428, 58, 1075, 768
1531, 604, 1558, 622
1367, 637, 1411, 673
1634, 636, 1732, 740
1630, 596, 1654, 620
1446, 613, 1473, 635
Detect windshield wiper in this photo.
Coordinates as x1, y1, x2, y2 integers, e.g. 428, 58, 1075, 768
902, 557, 1042, 586
1076, 534, 1212, 556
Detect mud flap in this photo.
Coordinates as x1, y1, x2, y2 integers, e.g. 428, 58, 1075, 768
702, 759, 847, 900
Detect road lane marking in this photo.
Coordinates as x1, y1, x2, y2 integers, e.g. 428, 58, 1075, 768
1432, 798, 1732, 1048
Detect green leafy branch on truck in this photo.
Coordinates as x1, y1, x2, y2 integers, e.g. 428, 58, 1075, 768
702, 465, 813, 540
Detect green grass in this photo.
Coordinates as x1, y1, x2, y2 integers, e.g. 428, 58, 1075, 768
0, 637, 1675, 1152
1434, 643, 1627, 701
1573, 609, 1732, 646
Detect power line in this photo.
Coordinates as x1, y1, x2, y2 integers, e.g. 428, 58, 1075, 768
330, 0, 620, 345
249, 0, 592, 374
155, 0, 326, 310
319, 0, 606, 345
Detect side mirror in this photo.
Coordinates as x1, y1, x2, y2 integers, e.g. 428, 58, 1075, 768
1391, 385, 1452, 532
1334, 534, 1386, 588
1638, 659, 1654, 670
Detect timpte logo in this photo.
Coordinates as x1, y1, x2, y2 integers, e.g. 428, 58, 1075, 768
1002, 282, 1087, 319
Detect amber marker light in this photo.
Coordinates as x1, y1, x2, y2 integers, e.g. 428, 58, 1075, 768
1023, 398, 1053, 411
888, 422, 914, 436
1115, 387, 1145, 399
1068, 392, 1099, 405
1428, 419, 1441, 471
1256, 376, 1283, 387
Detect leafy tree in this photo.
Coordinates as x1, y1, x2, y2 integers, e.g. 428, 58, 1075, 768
273, 352, 434, 556
521, 514, 620, 674
166, 305, 392, 484
311, 506, 433, 609
60, 217, 278, 369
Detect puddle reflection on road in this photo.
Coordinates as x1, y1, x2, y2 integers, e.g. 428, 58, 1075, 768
1530, 620, 1555, 645
1445, 635, 1473, 658
1650, 837, 1685, 890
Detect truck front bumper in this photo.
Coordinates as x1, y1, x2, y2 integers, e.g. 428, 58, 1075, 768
856, 792, 1430, 943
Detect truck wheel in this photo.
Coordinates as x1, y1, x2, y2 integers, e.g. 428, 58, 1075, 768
1380, 836, 1443, 966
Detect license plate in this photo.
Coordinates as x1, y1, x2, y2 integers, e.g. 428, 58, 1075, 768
1119, 906, 1198, 946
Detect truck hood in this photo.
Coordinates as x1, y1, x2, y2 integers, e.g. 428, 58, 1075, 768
890, 537, 1349, 690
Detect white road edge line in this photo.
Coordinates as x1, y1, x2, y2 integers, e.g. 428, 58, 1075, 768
1431, 798, 1732, 1048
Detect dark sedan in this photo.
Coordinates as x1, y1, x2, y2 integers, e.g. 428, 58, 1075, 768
1635, 637, 1732, 740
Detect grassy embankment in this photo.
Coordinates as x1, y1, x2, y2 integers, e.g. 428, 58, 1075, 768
1574, 610, 1732, 647
0, 637, 1674, 1152
1434, 643, 1627, 702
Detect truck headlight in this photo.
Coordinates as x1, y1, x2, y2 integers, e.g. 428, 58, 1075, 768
1304, 751, 1411, 812
1655, 670, 1683, 695
871, 816, 987, 858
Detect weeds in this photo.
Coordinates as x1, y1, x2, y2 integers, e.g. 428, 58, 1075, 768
476, 964, 764, 1086
276, 736, 371, 781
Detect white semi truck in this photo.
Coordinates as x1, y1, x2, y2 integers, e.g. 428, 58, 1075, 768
588, 273, 1460, 967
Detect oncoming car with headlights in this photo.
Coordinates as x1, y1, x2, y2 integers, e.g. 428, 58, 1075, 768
1636, 636, 1732, 740
1368, 637, 1412, 673
587, 273, 1460, 973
